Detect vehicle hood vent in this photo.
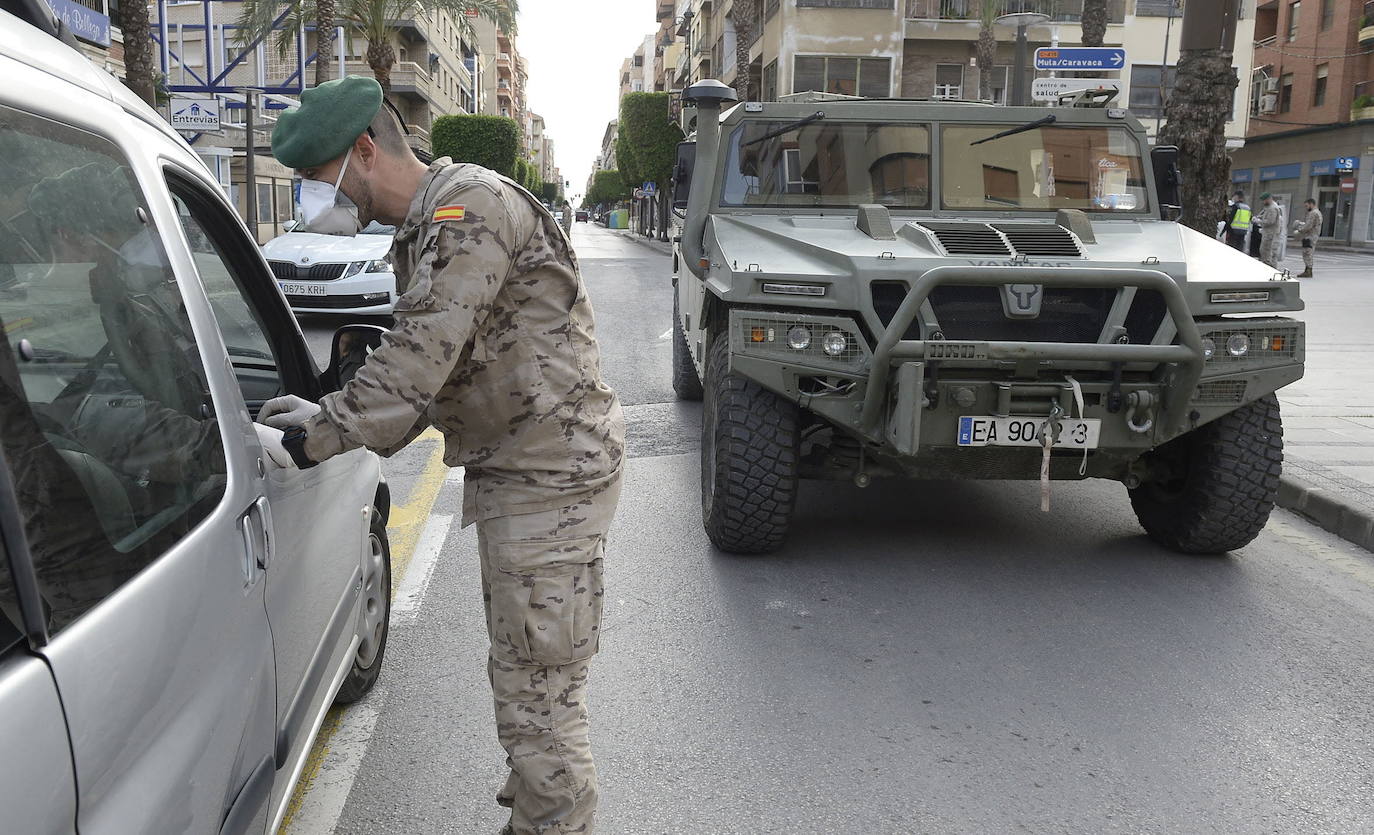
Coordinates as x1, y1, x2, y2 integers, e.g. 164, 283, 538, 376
991, 223, 1084, 257
915, 222, 1012, 256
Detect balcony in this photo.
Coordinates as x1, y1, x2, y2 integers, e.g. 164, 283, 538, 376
346, 59, 434, 103
1354, 80, 1374, 121
904, 0, 1123, 22
1362, 3, 1374, 44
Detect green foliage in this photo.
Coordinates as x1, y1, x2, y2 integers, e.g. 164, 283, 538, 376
618, 92, 684, 190
1355, 94, 1374, 110
431, 114, 519, 176
586, 170, 628, 205
540, 182, 559, 203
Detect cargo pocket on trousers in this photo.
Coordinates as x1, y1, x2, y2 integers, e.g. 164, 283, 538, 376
489, 535, 604, 667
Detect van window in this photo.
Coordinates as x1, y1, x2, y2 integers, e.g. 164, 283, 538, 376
0, 105, 226, 634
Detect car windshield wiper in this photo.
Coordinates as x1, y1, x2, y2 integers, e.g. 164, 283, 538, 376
742, 111, 826, 147
969, 114, 1057, 146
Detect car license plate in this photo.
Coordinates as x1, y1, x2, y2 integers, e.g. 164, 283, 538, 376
957, 416, 1101, 449
279, 282, 326, 297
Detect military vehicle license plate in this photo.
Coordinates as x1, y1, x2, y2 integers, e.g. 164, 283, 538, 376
957, 416, 1101, 449
279, 282, 326, 296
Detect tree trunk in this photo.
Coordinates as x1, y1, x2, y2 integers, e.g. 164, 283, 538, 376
315, 0, 336, 86
976, 23, 996, 101
366, 40, 395, 94
1157, 48, 1237, 235
1080, 0, 1108, 48
118, 0, 158, 106
732, 0, 757, 101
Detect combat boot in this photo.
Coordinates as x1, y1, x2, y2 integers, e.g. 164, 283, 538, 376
1297, 268, 1313, 278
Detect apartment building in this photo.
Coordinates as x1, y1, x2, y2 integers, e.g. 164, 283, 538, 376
667, 0, 1252, 146
474, 18, 528, 135
621, 34, 658, 98
1231, 0, 1374, 244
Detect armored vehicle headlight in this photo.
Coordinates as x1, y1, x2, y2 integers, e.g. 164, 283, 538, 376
1200, 337, 1216, 360
786, 326, 812, 350
822, 332, 848, 357
1226, 333, 1250, 357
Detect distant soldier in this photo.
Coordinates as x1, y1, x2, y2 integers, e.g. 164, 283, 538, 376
1254, 192, 1283, 267
1293, 197, 1322, 278
261, 76, 624, 835
560, 200, 574, 237
1225, 190, 1251, 251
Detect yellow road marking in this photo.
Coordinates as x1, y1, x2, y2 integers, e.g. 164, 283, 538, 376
279, 429, 451, 832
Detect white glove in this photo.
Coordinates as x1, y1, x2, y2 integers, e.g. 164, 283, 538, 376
253, 423, 297, 469
257, 395, 321, 429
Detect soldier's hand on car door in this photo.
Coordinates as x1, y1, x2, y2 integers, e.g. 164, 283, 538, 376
257, 395, 322, 429
253, 423, 298, 469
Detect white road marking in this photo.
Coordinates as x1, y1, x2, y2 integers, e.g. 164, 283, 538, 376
391, 513, 455, 621
658, 328, 673, 340
283, 696, 385, 835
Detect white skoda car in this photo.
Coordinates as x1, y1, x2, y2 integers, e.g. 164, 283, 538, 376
262, 223, 397, 315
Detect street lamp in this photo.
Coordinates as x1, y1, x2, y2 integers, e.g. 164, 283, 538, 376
996, 10, 1050, 107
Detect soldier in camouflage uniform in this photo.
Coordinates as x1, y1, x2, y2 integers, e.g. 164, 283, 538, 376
560, 201, 574, 238
261, 76, 624, 834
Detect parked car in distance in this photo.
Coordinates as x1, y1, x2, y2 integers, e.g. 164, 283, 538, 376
0, 7, 393, 834
576, 209, 589, 223
262, 221, 397, 315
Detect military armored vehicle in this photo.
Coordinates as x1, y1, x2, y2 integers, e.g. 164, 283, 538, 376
669, 80, 1303, 555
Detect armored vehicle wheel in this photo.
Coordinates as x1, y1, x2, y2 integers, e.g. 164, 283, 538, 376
672, 293, 703, 400
701, 331, 800, 554
1129, 394, 1284, 555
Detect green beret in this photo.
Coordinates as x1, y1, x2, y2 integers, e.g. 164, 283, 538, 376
271, 75, 383, 169
1259, 192, 1271, 200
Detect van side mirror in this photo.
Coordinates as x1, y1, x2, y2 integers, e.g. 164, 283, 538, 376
672, 141, 696, 213
321, 324, 387, 391
1150, 145, 1183, 221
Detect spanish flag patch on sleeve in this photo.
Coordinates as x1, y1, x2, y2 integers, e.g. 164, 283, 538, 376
432, 204, 466, 222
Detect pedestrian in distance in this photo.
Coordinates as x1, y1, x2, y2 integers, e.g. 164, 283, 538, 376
1254, 192, 1283, 268
1225, 190, 1251, 251
258, 76, 625, 835
1293, 197, 1323, 278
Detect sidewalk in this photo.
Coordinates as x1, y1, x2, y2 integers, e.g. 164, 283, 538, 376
1272, 248, 1374, 549
614, 228, 674, 256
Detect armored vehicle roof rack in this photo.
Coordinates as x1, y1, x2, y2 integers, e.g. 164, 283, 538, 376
1058, 88, 1121, 108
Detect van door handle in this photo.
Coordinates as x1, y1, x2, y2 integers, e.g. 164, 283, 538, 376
240, 513, 262, 587
253, 496, 274, 570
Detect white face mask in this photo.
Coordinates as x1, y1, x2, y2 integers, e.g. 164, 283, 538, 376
299, 147, 361, 236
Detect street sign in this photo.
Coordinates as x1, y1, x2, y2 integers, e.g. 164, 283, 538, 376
1032, 78, 1120, 102
642, 182, 657, 196
633, 188, 646, 200
1341, 178, 1356, 193
1034, 47, 1126, 71
170, 98, 221, 131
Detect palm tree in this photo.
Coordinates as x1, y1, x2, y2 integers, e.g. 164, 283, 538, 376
1079, 0, 1108, 48
316, 0, 336, 85
237, 0, 516, 93
731, 0, 758, 101
975, 0, 998, 101
117, 0, 158, 105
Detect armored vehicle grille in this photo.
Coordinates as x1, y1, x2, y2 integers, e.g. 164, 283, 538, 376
990, 223, 1083, 257
928, 286, 1113, 343
870, 282, 922, 339
1121, 289, 1168, 343
916, 222, 1012, 256
1194, 380, 1248, 404
268, 261, 348, 282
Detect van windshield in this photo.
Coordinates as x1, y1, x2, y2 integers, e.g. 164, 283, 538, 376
941, 124, 1149, 213
720, 121, 932, 210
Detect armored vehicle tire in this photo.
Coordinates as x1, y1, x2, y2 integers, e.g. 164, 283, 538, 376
1128, 394, 1284, 555
672, 293, 703, 400
336, 508, 392, 704
701, 331, 800, 554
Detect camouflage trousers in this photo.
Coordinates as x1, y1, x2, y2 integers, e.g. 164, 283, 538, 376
1259, 232, 1282, 268
478, 478, 621, 835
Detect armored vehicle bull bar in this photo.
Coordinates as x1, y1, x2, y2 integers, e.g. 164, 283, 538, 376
859, 266, 1205, 436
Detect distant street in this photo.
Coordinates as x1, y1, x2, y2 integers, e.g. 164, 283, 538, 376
283, 226, 1374, 834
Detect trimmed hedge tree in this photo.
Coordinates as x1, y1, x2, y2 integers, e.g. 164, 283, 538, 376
586, 169, 628, 206
431, 115, 520, 178
618, 92, 684, 191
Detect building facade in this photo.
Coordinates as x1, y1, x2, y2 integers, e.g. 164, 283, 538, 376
1231, 0, 1374, 244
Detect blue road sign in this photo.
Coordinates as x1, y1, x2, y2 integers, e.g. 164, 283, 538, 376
1034, 47, 1126, 71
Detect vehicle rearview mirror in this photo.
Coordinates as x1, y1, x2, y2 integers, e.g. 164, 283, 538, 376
673, 141, 696, 212
322, 324, 387, 391
1150, 145, 1183, 221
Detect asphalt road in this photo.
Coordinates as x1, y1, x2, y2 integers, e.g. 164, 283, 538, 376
284, 225, 1374, 834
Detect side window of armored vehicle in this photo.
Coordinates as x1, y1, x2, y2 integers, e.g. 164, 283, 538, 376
0, 106, 227, 635
721, 122, 930, 210
940, 124, 1149, 213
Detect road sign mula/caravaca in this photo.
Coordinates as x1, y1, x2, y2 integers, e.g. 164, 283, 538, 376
1034, 47, 1126, 71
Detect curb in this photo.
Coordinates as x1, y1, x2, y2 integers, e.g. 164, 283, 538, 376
1276, 473, 1374, 552
614, 230, 674, 256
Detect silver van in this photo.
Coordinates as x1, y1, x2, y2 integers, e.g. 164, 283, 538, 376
0, 6, 393, 832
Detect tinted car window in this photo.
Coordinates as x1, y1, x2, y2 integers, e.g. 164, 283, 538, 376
0, 548, 22, 655
0, 105, 226, 634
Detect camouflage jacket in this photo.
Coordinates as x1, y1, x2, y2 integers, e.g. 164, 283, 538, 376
1254, 203, 1283, 231
303, 159, 624, 525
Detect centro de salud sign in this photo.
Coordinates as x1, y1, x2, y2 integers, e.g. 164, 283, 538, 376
44, 0, 110, 47
1034, 47, 1126, 71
